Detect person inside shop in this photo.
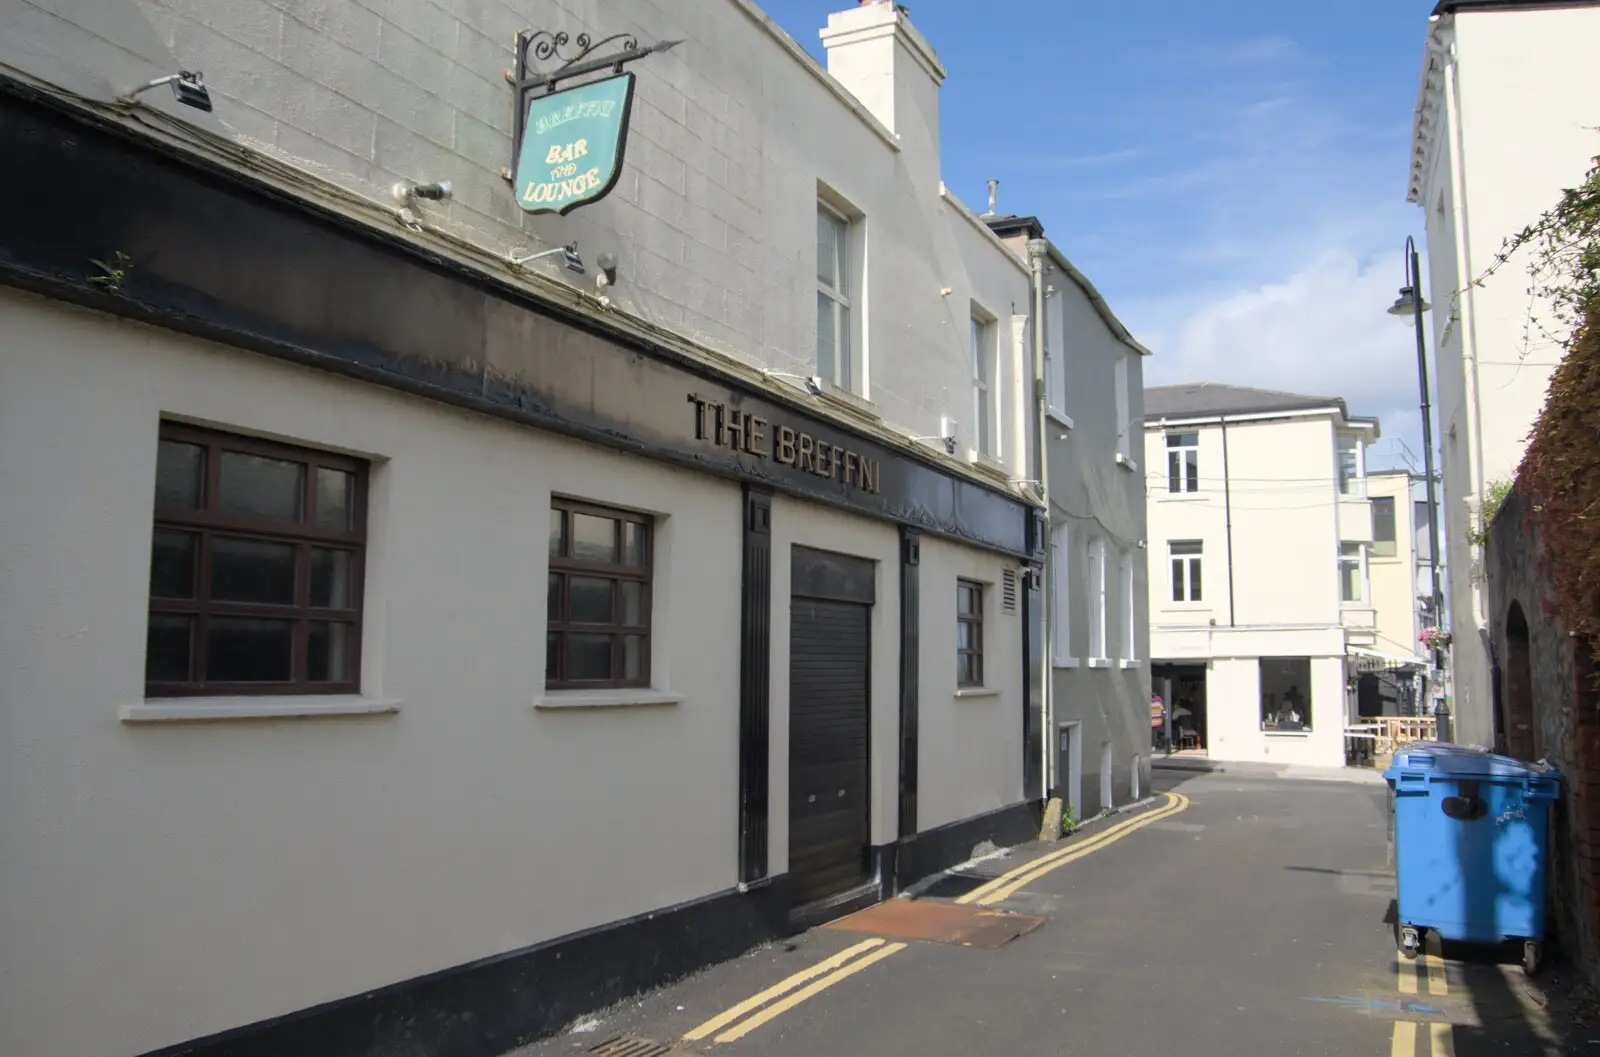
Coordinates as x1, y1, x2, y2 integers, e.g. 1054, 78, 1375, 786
1275, 685, 1306, 731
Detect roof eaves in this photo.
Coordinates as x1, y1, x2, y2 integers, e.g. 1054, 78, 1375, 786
1046, 244, 1152, 357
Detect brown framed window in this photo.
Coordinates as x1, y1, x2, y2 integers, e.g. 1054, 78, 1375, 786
957, 579, 984, 687
146, 422, 366, 697
547, 499, 652, 689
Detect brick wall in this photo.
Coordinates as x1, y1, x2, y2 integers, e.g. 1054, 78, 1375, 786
1488, 486, 1600, 978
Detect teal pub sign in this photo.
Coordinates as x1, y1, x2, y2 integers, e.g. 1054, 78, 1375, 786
513, 73, 635, 216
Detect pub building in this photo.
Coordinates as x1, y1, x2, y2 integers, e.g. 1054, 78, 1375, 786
0, 2, 1054, 1056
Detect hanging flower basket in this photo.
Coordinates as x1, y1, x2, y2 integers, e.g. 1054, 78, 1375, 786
1420, 627, 1452, 651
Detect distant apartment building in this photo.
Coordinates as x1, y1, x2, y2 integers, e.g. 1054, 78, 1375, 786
1143, 384, 1420, 769
1405, 0, 1600, 748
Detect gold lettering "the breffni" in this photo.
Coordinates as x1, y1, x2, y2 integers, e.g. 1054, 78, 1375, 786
686, 394, 881, 495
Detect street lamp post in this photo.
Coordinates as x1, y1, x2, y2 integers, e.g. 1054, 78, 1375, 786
1388, 236, 1449, 740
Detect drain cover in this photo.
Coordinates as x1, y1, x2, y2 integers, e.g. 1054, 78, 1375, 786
589, 1036, 685, 1057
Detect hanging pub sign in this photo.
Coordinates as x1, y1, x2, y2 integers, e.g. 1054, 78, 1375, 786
513, 74, 634, 215
505, 30, 679, 217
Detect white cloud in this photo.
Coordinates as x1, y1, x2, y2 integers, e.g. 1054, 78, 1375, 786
1134, 248, 1432, 461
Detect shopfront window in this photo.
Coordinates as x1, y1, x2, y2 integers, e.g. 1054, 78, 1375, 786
1260, 657, 1311, 731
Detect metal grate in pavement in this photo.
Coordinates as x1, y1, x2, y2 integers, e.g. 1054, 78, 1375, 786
589, 1036, 685, 1057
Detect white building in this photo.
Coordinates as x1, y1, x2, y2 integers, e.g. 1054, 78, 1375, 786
1405, 0, 1600, 748
0, 2, 1141, 1055
1144, 384, 1398, 769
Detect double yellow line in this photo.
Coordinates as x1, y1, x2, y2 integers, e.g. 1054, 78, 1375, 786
955, 792, 1190, 907
682, 937, 906, 1044
1391, 1020, 1453, 1056
1393, 933, 1451, 1055
682, 792, 1190, 1045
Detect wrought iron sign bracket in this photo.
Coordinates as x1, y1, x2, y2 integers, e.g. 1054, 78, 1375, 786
502, 30, 680, 182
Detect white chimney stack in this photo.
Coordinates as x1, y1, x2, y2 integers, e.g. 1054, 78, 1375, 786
820, 1, 947, 188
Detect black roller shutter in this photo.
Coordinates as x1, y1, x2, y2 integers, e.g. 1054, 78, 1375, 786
788, 597, 871, 907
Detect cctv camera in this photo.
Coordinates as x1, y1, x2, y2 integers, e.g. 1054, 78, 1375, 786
803, 376, 824, 397
411, 181, 453, 201
943, 436, 957, 455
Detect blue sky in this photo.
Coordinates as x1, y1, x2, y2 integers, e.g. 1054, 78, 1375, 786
758, 0, 1438, 464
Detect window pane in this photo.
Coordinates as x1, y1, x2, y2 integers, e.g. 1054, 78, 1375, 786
622, 635, 645, 680
309, 548, 352, 609
219, 451, 304, 522
569, 576, 615, 624
145, 614, 192, 682
1373, 497, 1396, 543
571, 513, 617, 562
150, 529, 197, 599
546, 632, 560, 680
621, 581, 646, 626
315, 468, 354, 530
567, 633, 613, 680
549, 508, 565, 557
1171, 541, 1202, 555
623, 522, 647, 567
957, 621, 974, 650
817, 291, 838, 383
210, 537, 296, 605
1189, 561, 1202, 602
207, 617, 293, 682
155, 440, 204, 510
1341, 561, 1360, 602
1184, 452, 1199, 492
307, 621, 352, 682
548, 573, 562, 621
817, 208, 841, 288
957, 653, 973, 686
976, 386, 990, 456
1168, 451, 1181, 493
1171, 559, 1184, 602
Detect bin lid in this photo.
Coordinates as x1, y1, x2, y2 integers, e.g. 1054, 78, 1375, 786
1385, 743, 1559, 782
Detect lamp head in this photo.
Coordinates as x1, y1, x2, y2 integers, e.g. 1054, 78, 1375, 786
1388, 285, 1430, 317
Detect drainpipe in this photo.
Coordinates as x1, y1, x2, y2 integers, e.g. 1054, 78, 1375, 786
1220, 418, 1237, 627
1026, 237, 1052, 799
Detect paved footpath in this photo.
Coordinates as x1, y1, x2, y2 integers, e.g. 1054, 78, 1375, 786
513, 770, 1600, 1057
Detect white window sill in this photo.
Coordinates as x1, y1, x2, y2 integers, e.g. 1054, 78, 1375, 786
121, 695, 401, 723
955, 686, 1002, 699
966, 450, 1011, 478
1263, 730, 1313, 737
1119, 659, 1142, 669
1047, 409, 1074, 431
534, 688, 682, 710
1053, 656, 1081, 669
1114, 453, 1138, 472
814, 378, 881, 421
1157, 492, 1206, 503
1087, 657, 1112, 669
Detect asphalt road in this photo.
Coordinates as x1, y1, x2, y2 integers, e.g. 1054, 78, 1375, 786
514, 769, 1600, 1057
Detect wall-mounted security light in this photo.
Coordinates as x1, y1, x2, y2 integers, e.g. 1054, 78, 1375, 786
595, 251, 619, 289
118, 70, 212, 111
508, 243, 585, 275
392, 180, 453, 204
762, 370, 824, 396
912, 416, 959, 455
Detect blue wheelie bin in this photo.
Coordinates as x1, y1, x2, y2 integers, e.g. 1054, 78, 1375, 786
1384, 744, 1560, 973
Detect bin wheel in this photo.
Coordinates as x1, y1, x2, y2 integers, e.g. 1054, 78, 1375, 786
1522, 940, 1542, 976
1399, 925, 1422, 959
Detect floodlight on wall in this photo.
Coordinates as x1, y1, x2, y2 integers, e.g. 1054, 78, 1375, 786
911, 416, 959, 455
762, 371, 824, 396
118, 70, 212, 111
508, 243, 584, 274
